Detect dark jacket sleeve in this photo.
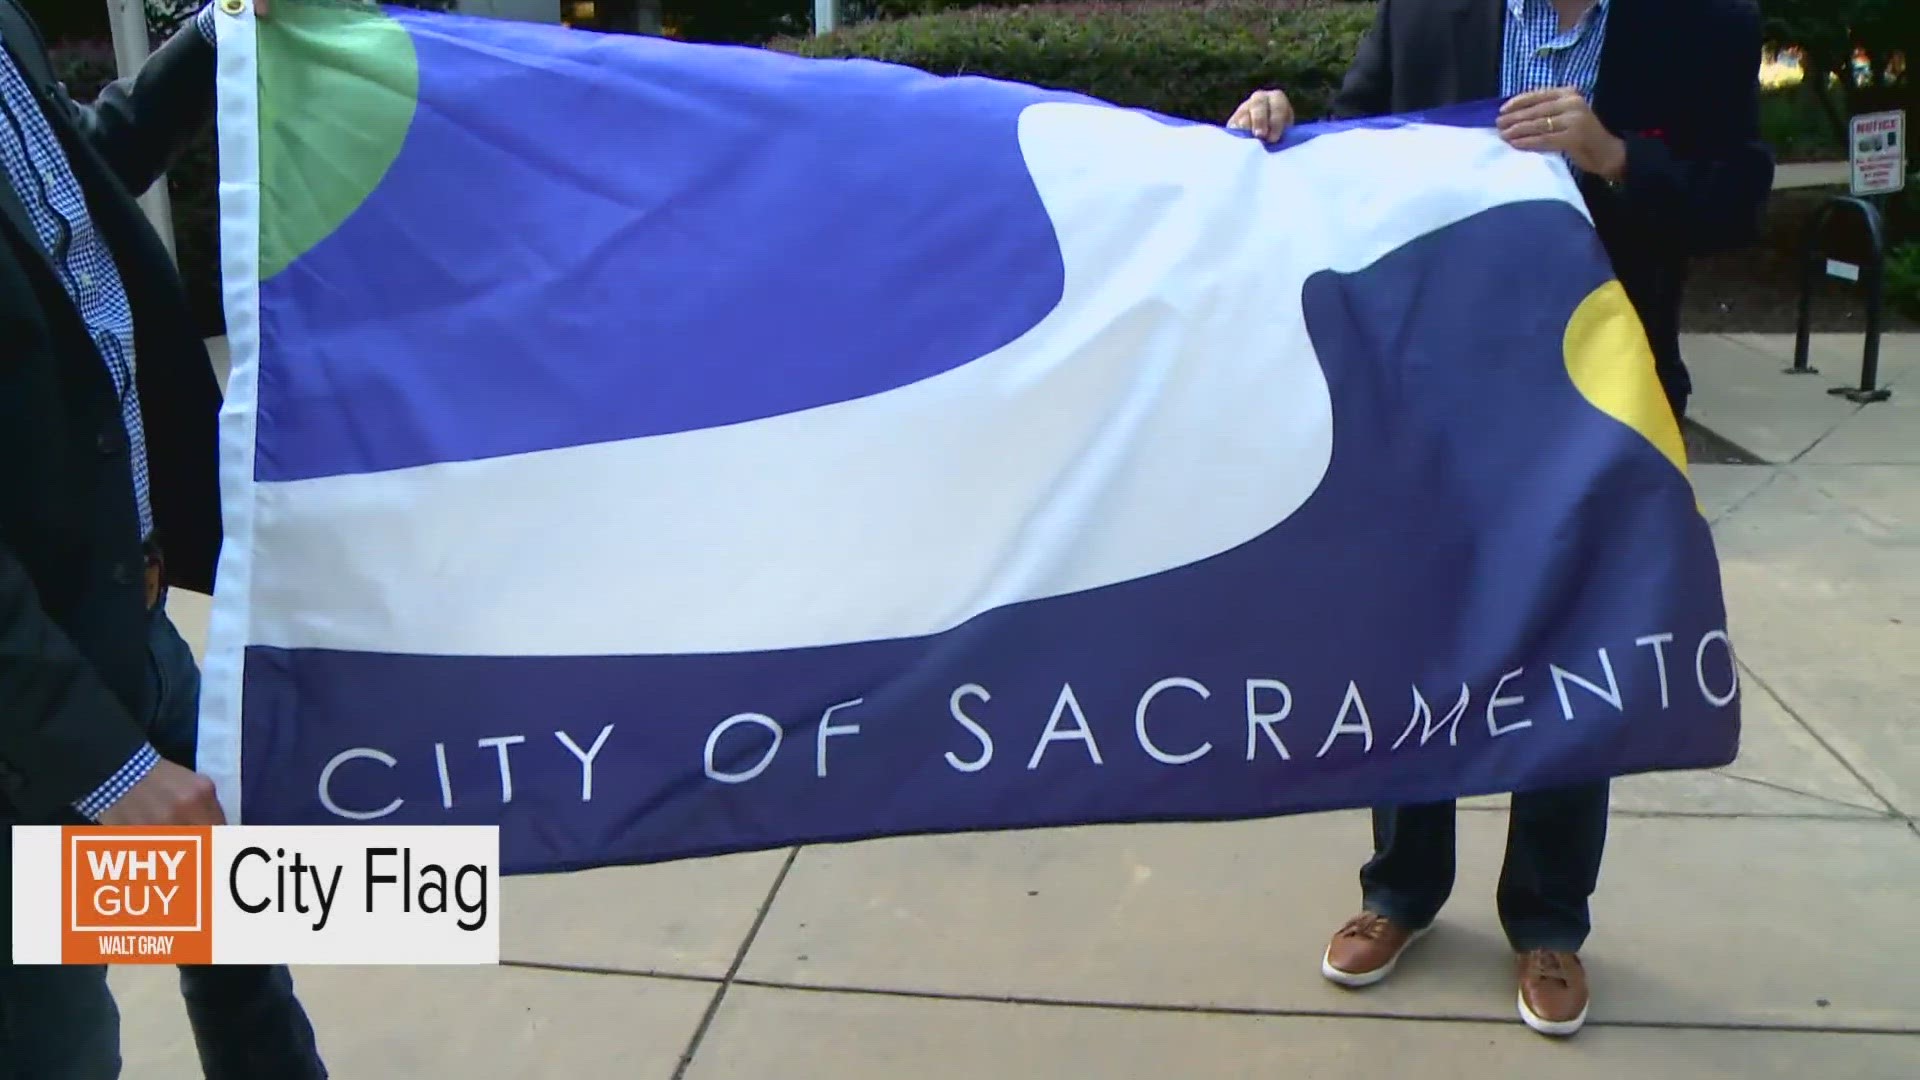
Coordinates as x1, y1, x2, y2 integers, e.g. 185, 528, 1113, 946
53, 20, 217, 198
1330, 0, 1393, 120
0, 544, 148, 818
1613, 2, 1774, 255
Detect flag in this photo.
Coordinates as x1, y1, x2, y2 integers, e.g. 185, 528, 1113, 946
202, 1, 1739, 875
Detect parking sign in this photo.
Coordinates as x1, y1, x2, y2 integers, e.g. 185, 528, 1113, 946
1850, 111, 1907, 197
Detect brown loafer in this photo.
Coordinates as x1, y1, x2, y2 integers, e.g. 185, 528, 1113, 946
1321, 912, 1428, 987
1517, 949, 1590, 1036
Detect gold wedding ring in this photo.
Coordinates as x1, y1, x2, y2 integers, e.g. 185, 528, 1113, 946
1546, 116, 1558, 134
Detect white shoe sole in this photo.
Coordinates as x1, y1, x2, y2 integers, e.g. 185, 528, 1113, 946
1320, 925, 1429, 988
1517, 988, 1589, 1037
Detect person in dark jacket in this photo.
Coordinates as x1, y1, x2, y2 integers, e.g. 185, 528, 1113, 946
1225, 0, 1772, 1038
0, 1, 326, 1075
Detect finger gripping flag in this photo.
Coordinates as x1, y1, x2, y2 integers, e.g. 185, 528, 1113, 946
202, 0, 1738, 875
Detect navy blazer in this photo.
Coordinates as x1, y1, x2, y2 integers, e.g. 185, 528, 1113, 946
0, 0, 221, 819
1329, 0, 1776, 409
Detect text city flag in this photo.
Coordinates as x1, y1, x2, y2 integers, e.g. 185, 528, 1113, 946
202, 1, 1740, 875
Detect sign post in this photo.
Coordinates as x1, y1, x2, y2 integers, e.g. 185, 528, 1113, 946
815, 0, 838, 34
105, 0, 177, 261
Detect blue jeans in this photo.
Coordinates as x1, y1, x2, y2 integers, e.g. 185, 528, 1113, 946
1359, 781, 1612, 953
0, 610, 328, 1079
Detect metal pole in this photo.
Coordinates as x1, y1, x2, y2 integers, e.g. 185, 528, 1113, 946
1840, 197, 1891, 402
1789, 231, 1819, 374
106, 0, 177, 261
815, 0, 838, 34
1856, 250, 1887, 398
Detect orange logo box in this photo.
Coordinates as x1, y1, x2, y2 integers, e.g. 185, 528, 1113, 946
61, 826, 213, 965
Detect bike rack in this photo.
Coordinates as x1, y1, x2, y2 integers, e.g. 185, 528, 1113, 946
1790, 195, 1892, 403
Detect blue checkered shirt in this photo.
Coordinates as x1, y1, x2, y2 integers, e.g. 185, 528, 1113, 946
1502, 0, 1611, 100
1, 6, 218, 820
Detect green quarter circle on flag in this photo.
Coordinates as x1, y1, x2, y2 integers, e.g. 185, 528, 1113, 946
256, 0, 418, 279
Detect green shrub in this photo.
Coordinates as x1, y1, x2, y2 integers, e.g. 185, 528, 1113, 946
1888, 242, 1920, 321
47, 36, 116, 90
1758, 85, 1844, 162
665, 1, 1085, 43
772, 0, 1377, 125
857, 0, 1060, 18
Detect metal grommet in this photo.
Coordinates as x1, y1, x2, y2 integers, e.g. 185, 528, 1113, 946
219, 0, 246, 14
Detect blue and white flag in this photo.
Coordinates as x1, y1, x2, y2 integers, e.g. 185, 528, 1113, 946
202, 2, 1739, 874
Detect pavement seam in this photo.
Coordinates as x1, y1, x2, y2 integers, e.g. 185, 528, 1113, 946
500, 959, 723, 985
716, 976, 1920, 1037
1787, 405, 1869, 466
1454, 802, 1883, 821
1704, 464, 1786, 525
668, 845, 802, 1080
1737, 662, 1907, 819
477, 963, 1920, 1038
1710, 770, 1900, 816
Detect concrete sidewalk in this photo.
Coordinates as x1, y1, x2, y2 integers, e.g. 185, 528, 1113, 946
114, 334, 1920, 1078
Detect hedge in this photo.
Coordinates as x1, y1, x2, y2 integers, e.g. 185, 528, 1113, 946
773, 0, 1376, 125
858, 0, 1062, 19
1891, 243, 1920, 321
667, 1, 1063, 44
